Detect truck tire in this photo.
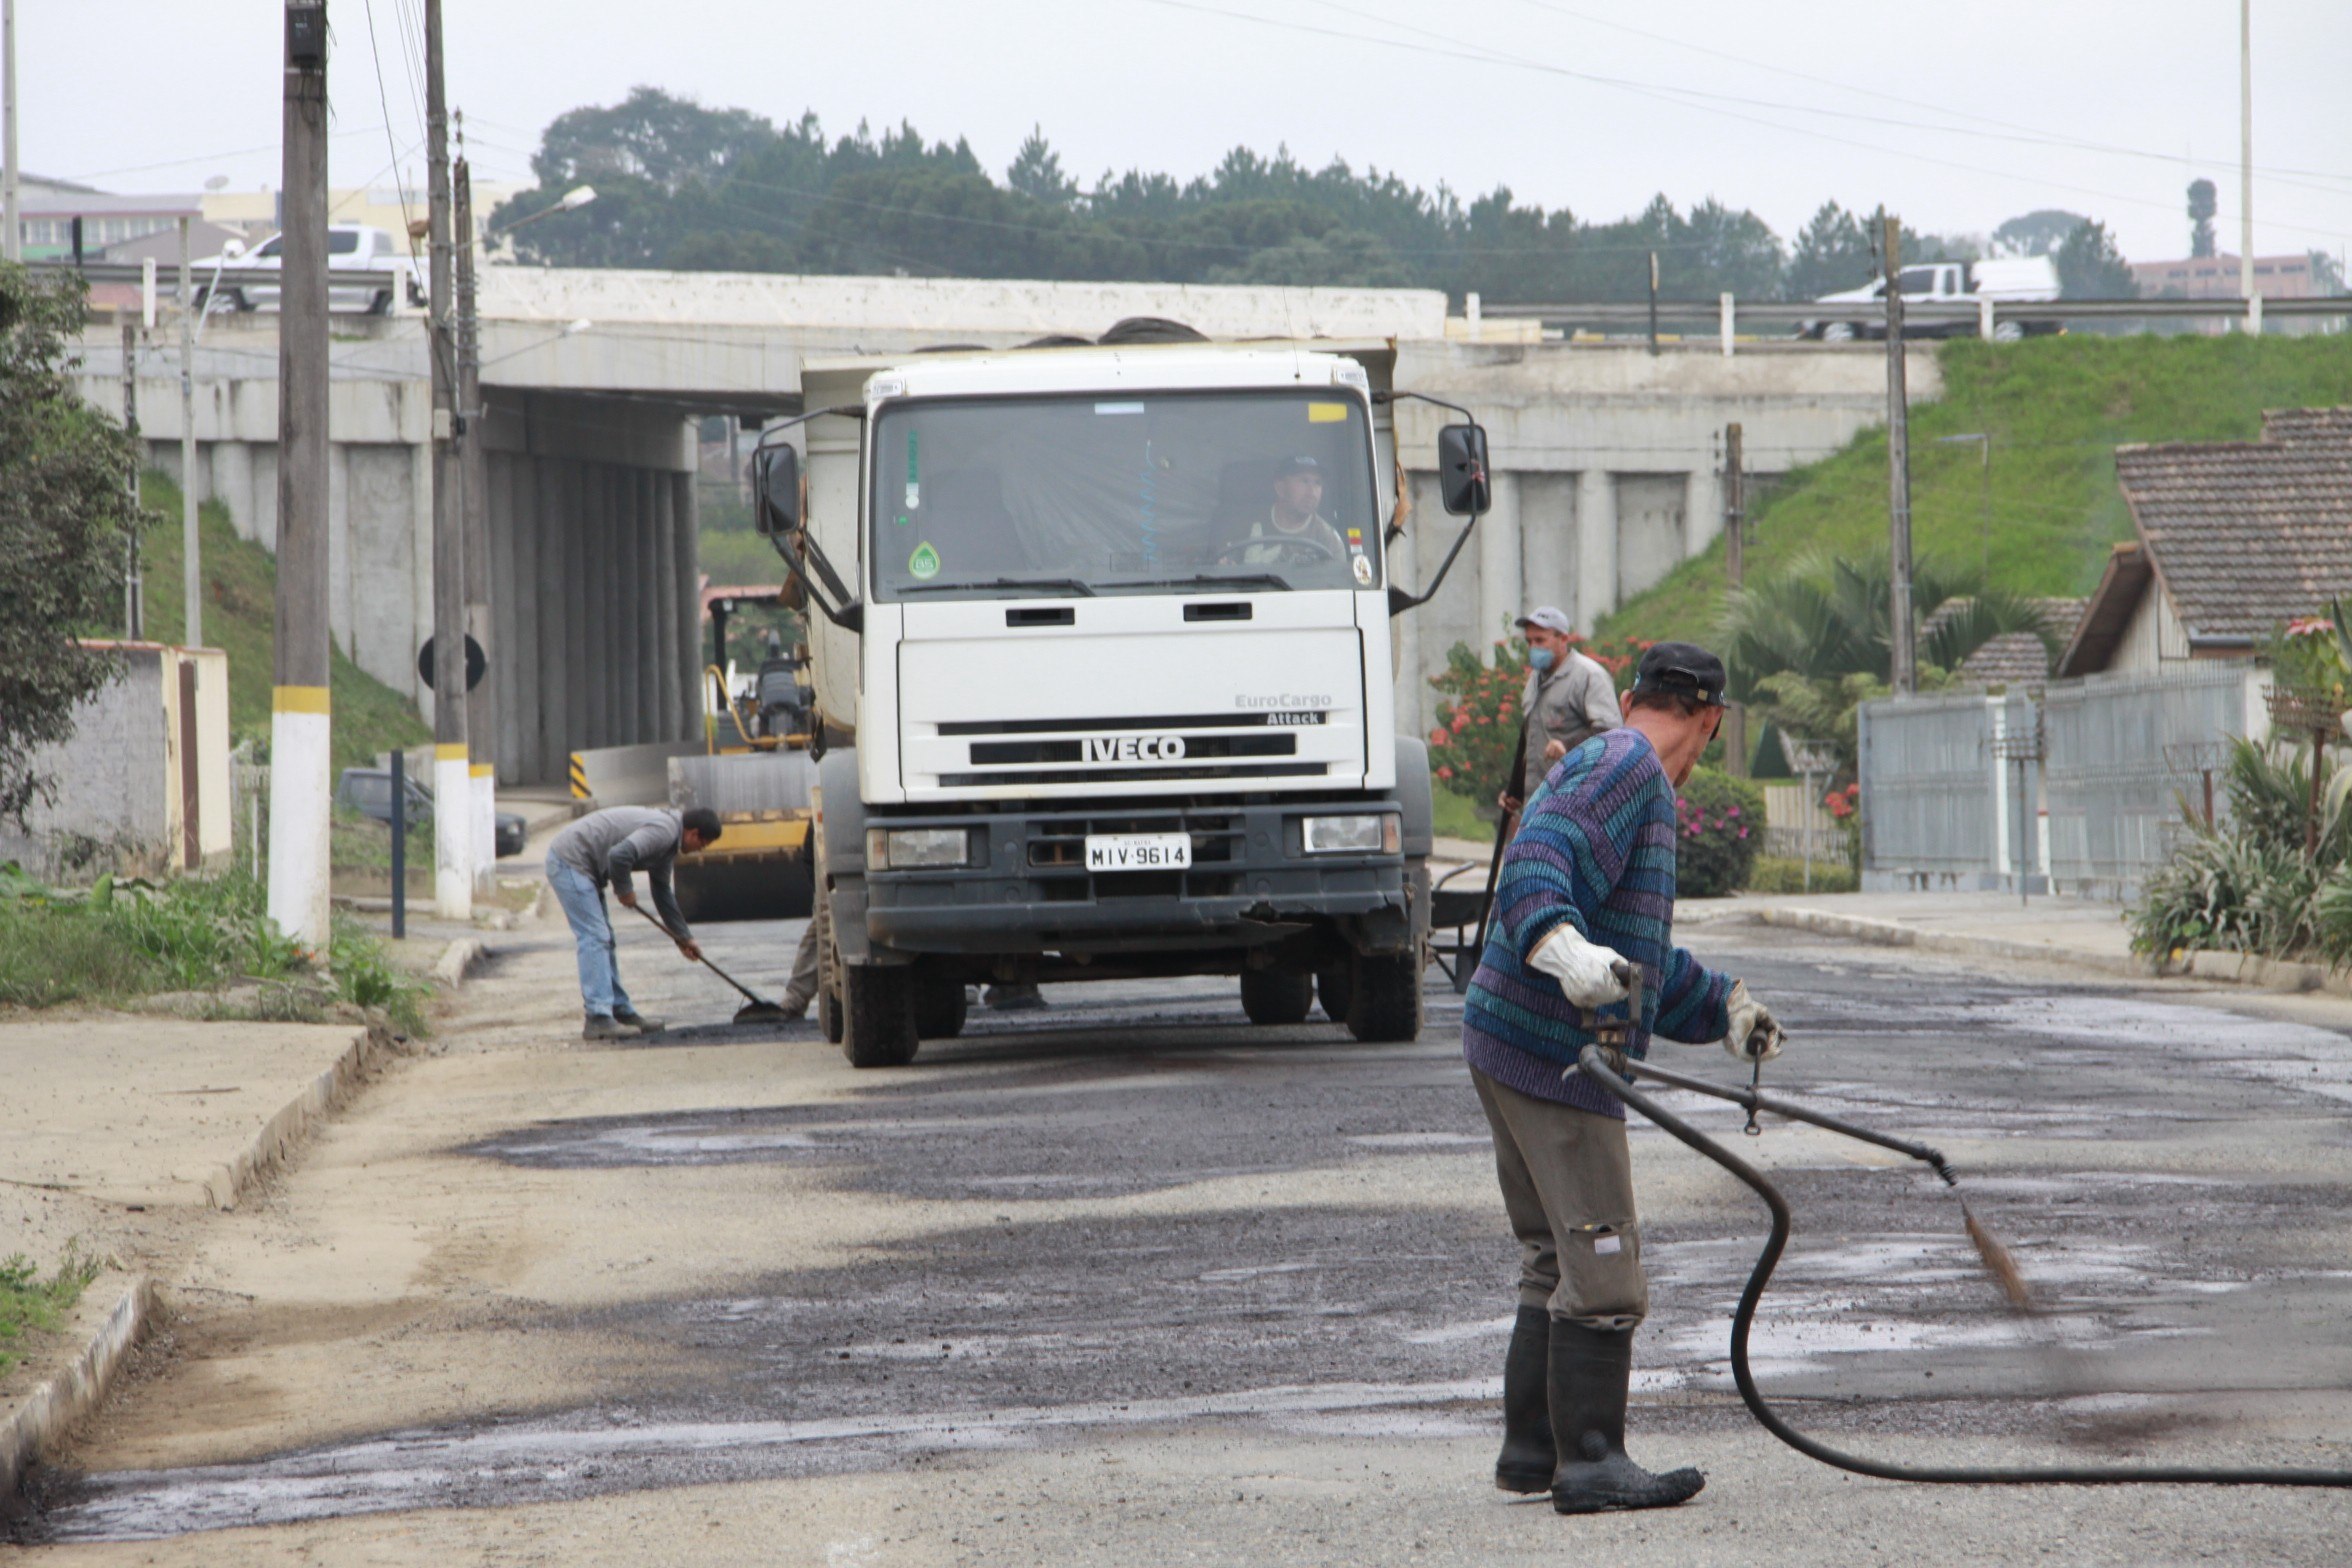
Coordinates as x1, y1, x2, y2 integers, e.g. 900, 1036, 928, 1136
914, 976, 968, 1039
1345, 948, 1424, 1043
1241, 968, 1313, 1026
1315, 964, 1352, 1024
840, 961, 919, 1068
813, 892, 845, 1043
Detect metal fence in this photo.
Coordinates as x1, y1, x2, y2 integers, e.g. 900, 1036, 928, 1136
1857, 665, 2267, 901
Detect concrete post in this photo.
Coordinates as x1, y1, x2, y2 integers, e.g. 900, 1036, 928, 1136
1476, 470, 1521, 649
636, 469, 660, 741
1719, 292, 1734, 358
615, 471, 643, 743
564, 462, 591, 756
652, 472, 678, 741
540, 458, 572, 784
1574, 468, 1616, 634
674, 472, 700, 738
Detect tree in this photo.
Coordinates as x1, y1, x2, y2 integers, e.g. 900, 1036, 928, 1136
2310, 249, 2348, 296
1005, 126, 1077, 209
1716, 547, 2055, 774
0, 266, 147, 827
1990, 208, 2089, 258
1785, 201, 1874, 299
2054, 219, 2137, 298
2188, 178, 2218, 259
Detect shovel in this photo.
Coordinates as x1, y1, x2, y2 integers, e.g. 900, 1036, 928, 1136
623, 900, 794, 1024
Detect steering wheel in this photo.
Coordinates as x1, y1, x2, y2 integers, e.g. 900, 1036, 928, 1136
1221, 535, 1342, 570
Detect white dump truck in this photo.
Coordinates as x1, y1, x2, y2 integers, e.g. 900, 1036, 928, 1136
751, 321, 1492, 1067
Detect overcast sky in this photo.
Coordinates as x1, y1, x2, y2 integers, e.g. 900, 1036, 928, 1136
19, 1, 2352, 267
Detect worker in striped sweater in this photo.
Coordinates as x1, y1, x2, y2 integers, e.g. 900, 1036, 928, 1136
1463, 640, 1786, 1516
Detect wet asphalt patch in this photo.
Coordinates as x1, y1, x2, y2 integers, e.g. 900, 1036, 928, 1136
23, 936, 2352, 1542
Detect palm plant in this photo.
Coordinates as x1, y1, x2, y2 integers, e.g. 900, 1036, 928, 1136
1718, 546, 2057, 774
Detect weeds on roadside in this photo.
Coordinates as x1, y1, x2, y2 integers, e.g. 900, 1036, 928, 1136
0, 864, 430, 1032
0, 1244, 105, 1376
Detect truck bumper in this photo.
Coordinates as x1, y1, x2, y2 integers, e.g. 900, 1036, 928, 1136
862, 800, 1417, 959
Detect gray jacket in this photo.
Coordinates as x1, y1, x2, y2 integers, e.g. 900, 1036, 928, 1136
1520, 651, 1622, 796
548, 806, 691, 938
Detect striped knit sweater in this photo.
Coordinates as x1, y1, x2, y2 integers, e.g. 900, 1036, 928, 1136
1462, 726, 1735, 1118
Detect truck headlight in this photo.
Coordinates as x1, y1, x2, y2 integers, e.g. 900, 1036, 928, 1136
1300, 813, 1398, 855
868, 826, 974, 870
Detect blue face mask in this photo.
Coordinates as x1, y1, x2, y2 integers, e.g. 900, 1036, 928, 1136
1528, 646, 1557, 672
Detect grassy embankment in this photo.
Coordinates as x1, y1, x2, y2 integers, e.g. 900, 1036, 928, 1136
1598, 335, 2352, 648
132, 471, 427, 769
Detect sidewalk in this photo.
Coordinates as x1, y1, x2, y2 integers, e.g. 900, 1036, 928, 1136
0, 1012, 414, 1499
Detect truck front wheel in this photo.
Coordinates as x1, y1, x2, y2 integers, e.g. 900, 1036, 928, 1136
1345, 948, 1424, 1043
1315, 964, 1351, 1023
841, 962, 920, 1068
1240, 968, 1313, 1026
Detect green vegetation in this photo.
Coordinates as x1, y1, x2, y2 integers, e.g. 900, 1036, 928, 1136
0, 864, 430, 1034
1601, 336, 2352, 649
499, 88, 2106, 302
0, 1246, 103, 1376
132, 470, 428, 771
1430, 788, 1488, 845
1675, 769, 1765, 898
1745, 855, 1860, 895
2, 263, 145, 827
2131, 736, 2352, 969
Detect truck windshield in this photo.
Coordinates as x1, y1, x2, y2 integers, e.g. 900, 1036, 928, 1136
868, 390, 1380, 599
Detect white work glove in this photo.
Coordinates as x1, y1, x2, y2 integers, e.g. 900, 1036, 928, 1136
1721, 979, 1784, 1063
1527, 925, 1631, 1010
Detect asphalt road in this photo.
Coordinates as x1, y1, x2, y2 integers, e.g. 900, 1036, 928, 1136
15, 913, 2352, 1564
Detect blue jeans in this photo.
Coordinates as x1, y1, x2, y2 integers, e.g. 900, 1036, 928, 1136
547, 857, 634, 1019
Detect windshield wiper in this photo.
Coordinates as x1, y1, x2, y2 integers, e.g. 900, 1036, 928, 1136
1115, 572, 1295, 593
899, 576, 1096, 598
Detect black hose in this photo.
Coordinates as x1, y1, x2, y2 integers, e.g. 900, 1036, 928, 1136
1576, 1045, 2352, 1488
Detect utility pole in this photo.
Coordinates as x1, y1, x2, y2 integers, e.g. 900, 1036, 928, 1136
424, 0, 474, 918
1722, 422, 1747, 775
270, 0, 333, 948
2239, 0, 2256, 316
1882, 212, 1917, 696
455, 140, 497, 893
121, 323, 143, 639
1646, 251, 1660, 356
179, 217, 201, 648
2, 0, 17, 263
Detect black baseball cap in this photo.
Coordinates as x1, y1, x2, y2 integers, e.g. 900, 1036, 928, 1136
1631, 641, 1728, 707
1276, 455, 1323, 477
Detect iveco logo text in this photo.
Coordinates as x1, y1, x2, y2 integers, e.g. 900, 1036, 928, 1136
1237, 694, 1333, 710
1084, 735, 1187, 762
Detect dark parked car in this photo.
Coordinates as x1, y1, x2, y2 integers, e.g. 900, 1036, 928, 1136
336, 767, 527, 859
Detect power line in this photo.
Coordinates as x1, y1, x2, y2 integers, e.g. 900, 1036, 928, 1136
1136, 0, 2352, 243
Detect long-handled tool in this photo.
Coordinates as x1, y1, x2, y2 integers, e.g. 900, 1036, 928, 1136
1571, 1021, 2352, 1488
624, 901, 793, 1024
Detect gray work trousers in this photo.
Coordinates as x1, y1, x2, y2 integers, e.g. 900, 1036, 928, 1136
1473, 1068, 1648, 1329
784, 918, 820, 1004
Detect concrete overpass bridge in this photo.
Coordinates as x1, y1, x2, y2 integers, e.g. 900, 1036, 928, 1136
75, 269, 1929, 783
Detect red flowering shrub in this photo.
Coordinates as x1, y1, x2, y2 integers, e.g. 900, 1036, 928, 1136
1427, 633, 1652, 809
1673, 767, 1764, 897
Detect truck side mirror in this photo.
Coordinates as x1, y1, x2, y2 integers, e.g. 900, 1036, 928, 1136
753, 445, 801, 537
1437, 424, 1490, 517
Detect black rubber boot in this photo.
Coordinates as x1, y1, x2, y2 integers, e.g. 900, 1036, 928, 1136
1547, 1319, 1705, 1514
1495, 1306, 1555, 1493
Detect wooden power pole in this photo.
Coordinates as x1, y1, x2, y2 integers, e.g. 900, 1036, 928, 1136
1722, 421, 1747, 775
121, 322, 143, 639
179, 216, 201, 648
269, 0, 333, 947
423, 0, 474, 917
1882, 212, 1917, 696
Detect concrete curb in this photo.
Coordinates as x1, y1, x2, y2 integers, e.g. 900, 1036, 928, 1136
433, 937, 489, 988
198, 1023, 398, 1211
1746, 906, 2352, 1001
0, 1275, 155, 1505
1745, 906, 2152, 982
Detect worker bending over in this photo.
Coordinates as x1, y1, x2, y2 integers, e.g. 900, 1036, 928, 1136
1463, 641, 1785, 1515
546, 805, 722, 1040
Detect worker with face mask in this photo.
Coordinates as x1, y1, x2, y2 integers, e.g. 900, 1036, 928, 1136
1496, 607, 1622, 818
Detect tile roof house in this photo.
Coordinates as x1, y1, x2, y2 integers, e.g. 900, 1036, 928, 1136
2056, 407, 2352, 677
1922, 597, 2085, 688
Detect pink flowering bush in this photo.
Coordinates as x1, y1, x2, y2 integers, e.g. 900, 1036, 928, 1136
1674, 767, 1765, 898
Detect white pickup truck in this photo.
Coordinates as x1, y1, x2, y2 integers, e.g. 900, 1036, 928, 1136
1800, 256, 2060, 342
194, 223, 426, 316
